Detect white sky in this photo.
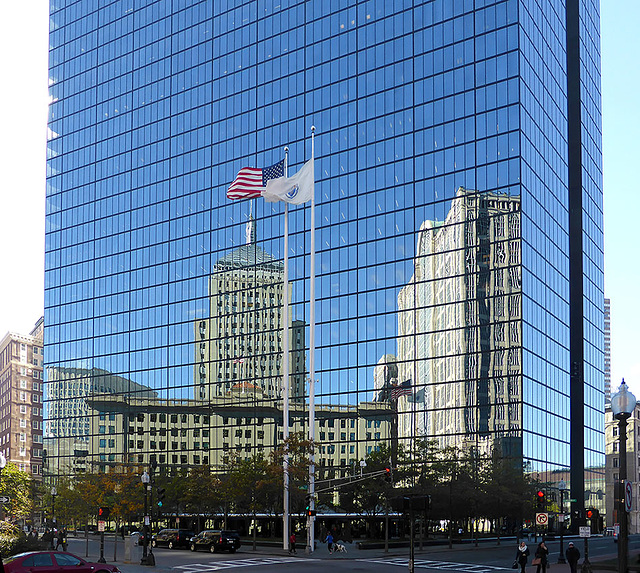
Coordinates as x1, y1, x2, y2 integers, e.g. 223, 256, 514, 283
0, 2, 638, 396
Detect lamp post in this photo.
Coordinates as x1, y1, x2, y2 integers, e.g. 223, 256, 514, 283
51, 486, 58, 549
611, 379, 636, 573
1, 452, 7, 571
140, 471, 150, 565
557, 480, 567, 564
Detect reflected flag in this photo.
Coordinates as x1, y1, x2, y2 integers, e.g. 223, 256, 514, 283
227, 159, 285, 200
391, 380, 412, 400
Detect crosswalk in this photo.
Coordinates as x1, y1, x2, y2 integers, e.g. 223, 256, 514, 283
360, 557, 513, 572
173, 557, 317, 572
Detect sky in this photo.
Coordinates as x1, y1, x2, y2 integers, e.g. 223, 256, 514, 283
0, 2, 638, 397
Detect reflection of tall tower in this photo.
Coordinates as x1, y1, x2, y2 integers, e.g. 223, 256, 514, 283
397, 188, 522, 452
196, 217, 303, 401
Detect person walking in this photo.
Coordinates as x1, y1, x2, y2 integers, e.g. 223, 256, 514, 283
533, 541, 549, 573
325, 531, 334, 554
565, 542, 581, 573
515, 541, 530, 573
288, 532, 297, 554
55, 529, 65, 550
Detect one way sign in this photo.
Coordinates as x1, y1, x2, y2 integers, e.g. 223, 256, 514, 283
0, 496, 10, 503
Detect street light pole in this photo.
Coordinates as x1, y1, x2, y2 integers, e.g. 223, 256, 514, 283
0, 452, 7, 571
140, 471, 150, 565
611, 379, 636, 573
51, 486, 57, 549
557, 480, 567, 564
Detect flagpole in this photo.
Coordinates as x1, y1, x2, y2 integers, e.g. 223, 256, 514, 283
282, 146, 290, 552
308, 126, 316, 553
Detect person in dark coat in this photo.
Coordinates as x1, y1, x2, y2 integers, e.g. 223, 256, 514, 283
55, 529, 65, 550
534, 541, 549, 573
515, 541, 530, 573
565, 542, 581, 573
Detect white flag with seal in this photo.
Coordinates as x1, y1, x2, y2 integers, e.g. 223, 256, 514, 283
262, 158, 314, 204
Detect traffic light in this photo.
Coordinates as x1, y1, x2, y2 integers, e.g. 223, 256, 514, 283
157, 487, 166, 507
98, 507, 111, 519
586, 508, 599, 521
384, 467, 392, 483
536, 490, 546, 509
306, 509, 317, 517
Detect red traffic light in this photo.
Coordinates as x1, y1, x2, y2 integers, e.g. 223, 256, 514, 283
537, 491, 545, 498
586, 509, 594, 519
98, 506, 110, 518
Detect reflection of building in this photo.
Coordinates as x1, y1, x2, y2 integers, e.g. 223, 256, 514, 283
605, 402, 640, 533
86, 391, 393, 475
195, 219, 305, 402
373, 354, 398, 402
46, 367, 157, 439
396, 188, 521, 454
0, 318, 44, 478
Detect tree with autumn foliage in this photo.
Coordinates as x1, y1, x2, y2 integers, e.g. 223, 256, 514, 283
0, 462, 33, 521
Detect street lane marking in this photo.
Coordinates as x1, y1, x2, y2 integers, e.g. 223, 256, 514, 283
173, 557, 318, 571
360, 558, 512, 572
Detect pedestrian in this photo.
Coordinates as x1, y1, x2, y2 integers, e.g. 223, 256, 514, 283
515, 541, 530, 573
325, 531, 334, 554
565, 542, 581, 573
56, 529, 65, 550
288, 532, 296, 554
533, 540, 549, 573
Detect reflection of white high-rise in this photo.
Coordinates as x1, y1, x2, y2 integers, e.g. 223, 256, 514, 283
396, 188, 522, 452
196, 218, 303, 401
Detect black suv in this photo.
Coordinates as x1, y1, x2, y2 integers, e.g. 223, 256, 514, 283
189, 530, 241, 553
152, 529, 195, 549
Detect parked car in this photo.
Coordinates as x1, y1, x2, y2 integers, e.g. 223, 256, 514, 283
4, 551, 120, 573
152, 529, 195, 549
189, 530, 241, 553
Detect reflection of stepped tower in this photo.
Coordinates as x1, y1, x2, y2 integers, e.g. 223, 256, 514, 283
195, 218, 304, 401
397, 188, 522, 453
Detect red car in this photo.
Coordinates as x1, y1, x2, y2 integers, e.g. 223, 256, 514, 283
3, 551, 120, 573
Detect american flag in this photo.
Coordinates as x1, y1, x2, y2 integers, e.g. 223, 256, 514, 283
227, 159, 285, 200
390, 380, 412, 400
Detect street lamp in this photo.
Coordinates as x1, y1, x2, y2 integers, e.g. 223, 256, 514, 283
51, 486, 57, 549
611, 379, 636, 573
140, 471, 150, 565
557, 480, 567, 564
1, 452, 7, 571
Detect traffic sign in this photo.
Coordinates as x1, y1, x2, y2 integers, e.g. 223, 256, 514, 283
0, 496, 9, 503
579, 526, 591, 538
535, 513, 548, 526
98, 521, 105, 532
625, 480, 632, 512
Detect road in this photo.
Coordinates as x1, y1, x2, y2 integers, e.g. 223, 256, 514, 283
63, 534, 635, 573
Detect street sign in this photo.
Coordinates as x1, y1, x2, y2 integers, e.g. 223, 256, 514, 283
579, 526, 591, 538
625, 480, 632, 512
558, 514, 565, 523
98, 521, 105, 532
535, 513, 548, 526
0, 496, 9, 503
144, 515, 150, 526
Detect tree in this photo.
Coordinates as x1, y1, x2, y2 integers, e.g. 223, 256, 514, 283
0, 462, 33, 520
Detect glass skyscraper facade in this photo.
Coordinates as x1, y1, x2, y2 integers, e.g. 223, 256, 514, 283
44, 0, 604, 513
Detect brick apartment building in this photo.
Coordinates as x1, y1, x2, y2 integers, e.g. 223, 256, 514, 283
0, 317, 44, 478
